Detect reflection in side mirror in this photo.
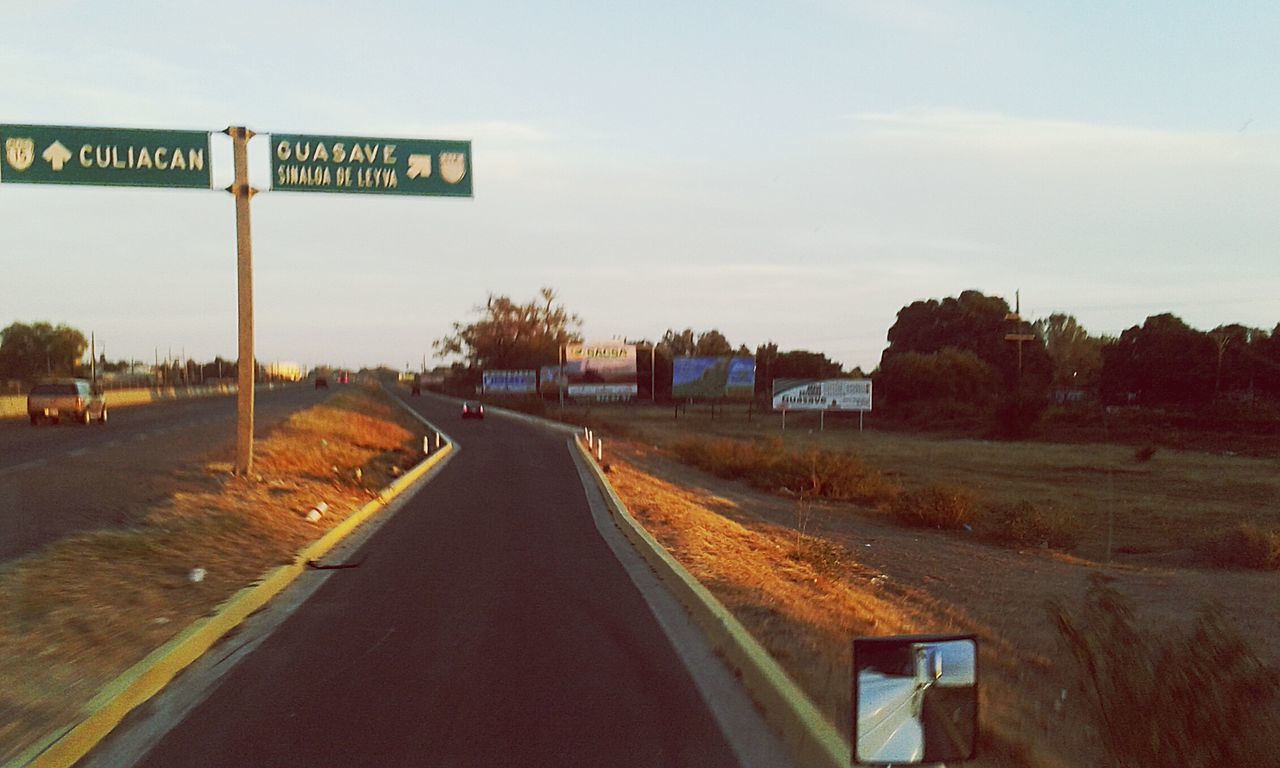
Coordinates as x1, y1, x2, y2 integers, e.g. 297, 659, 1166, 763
853, 634, 978, 765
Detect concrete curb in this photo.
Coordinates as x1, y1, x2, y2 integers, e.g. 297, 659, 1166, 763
8, 400, 454, 768
573, 436, 849, 768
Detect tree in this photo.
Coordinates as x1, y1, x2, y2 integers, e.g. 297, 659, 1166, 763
773, 350, 843, 380
0, 322, 88, 382
658, 329, 696, 357
1032, 313, 1104, 390
752, 343, 845, 396
1256, 325, 1280, 398
877, 347, 999, 407
434, 288, 583, 370
1208, 324, 1265, 397
1100, 314, 1216, 406
881, 290, 1052, 397
694, 330, 733, 357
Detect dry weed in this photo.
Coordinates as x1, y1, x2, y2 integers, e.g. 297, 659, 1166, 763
669, 435, 899, 505
977, 501, 1079, 550
1049, 573, 1280, 767
890, 484, 979, 530
1202, 522, 1280, 570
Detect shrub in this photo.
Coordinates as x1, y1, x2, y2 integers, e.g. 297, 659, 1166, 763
1203, 523, 1280, 570
670, 436, 779, 481
668, 436, 899, 505
889, 485, 977, 530
769, 447, 898, 504
977, 500, 1078, 549
1050, 574, 1280, 767
786, 534, 850, 579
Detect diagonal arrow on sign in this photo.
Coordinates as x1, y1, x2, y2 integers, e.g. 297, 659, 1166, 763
406, 153, 432, 179
42, 140, 72, 171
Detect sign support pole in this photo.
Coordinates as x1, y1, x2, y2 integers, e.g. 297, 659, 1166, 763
227, 126, 257, 474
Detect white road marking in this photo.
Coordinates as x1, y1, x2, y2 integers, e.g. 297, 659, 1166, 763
104, 440, 121, 448
135, 433, 149, 441
66, 448, 89, 457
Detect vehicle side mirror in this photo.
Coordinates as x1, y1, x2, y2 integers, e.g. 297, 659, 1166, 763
853, 634, 978, 765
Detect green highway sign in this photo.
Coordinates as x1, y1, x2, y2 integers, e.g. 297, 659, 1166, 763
0, 124, 210, 188
270, 133, 472, 197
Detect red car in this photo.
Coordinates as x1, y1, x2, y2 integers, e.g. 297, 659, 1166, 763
461, 402, 484, 420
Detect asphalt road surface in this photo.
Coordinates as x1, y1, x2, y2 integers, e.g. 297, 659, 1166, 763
114, 392, 775, 767
0, 385, 319, 563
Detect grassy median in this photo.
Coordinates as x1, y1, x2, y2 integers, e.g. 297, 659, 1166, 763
0, 384, 425, 764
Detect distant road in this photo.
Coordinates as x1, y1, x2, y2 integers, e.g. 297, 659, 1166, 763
114, 391, 770, 767
0, 385, 319, 562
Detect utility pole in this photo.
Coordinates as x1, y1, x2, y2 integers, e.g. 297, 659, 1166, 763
1004, 290, 1035, 395
90, 332, 96, 385
1211, 331, 1230, 400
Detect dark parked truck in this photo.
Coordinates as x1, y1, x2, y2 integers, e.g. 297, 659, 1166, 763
27, 379, 107, 425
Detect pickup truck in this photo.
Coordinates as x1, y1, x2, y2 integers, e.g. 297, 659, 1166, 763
27, 380, 108, 425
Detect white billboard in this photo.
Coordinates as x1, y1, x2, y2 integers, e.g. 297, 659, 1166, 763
564, 342, 637, 399
483, 369, 537, 394
772, 379, 872, 411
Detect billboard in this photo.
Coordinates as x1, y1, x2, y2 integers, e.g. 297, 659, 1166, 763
564, 342, 637, 399
538, 365, 563, 396
672, 357, 756, 399
772, 379, 872, 411
482, 369, 537, 394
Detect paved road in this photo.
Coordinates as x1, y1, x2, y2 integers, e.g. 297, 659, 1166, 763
122, 392, 766, 767
0, 385, 320, 562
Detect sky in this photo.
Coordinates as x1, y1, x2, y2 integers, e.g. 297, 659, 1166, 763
2, 0, 1277, 372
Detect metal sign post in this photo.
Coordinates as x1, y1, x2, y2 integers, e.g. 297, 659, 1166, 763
4, 121, 472, 478
226, 126, 256, 474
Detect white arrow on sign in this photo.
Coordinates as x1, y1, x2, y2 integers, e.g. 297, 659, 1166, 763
42, 141, 72, 171
406, 153, 432, 180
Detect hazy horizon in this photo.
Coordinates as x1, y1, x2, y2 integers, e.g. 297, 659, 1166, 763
3, 1, 1277, 372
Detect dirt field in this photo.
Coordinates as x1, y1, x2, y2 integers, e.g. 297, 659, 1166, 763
569, 403, 1280, 563
563, 402, 1280, 766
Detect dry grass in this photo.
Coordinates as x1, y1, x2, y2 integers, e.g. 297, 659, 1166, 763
976, 501, 1080, 550
669, 435, 901, 505
0, 384, 424, 763
580, 407, 1280, 765
609, 454, 1058, 765
604, 457, 930, 732
889, 484, 978, 530
555, 403, 1280, 566
1050, 573, 1280, 766
1202, 523, 1280, 570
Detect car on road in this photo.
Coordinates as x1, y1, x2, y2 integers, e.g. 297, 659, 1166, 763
314, 376, 329, 390
461, 401, 484, 420
27, 379, 107, 425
